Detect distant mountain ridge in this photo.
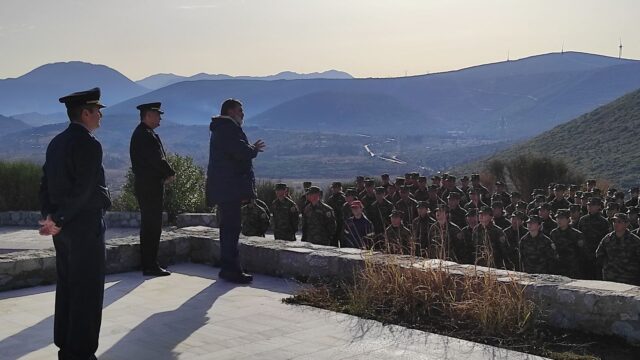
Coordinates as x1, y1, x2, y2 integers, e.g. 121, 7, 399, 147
136, 70, 354, 90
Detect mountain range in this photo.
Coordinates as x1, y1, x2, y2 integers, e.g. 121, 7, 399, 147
136, 70, 353, 90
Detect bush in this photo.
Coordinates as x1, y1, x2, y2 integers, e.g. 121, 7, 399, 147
111, 154, 208, 221
485, 154, 585, 200
0, 161, 41, 211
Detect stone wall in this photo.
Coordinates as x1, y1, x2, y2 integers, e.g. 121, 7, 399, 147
0, 226, 639, 345
0, 211, 168, 228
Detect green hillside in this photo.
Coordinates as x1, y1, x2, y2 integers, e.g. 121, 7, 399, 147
460, 87, 640, 187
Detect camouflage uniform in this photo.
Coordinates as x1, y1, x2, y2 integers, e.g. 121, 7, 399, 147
458, 225, 477, 265
412, 215, 435, 256
577, 212, 611, 279
596, 230, 640, 285
367, 199, 394, 236
503, 225, 527, 270
413, 187, 429, 202
301, 202, 337, 246
241, 201, 270, 237
471, 223, 509, 268
384, 224, 413, 255
360, 192, 377, 212
493, 214, 511, 230
518, 232, 558, 274
327, 191, 347, 244
395, 198, 419, 227
448, 206, 468, 229
427, 222, 464, 261
541, 216, 557, 237
550, 196, 571, 213
550, 226, 585, 278
270, 197, 299, 241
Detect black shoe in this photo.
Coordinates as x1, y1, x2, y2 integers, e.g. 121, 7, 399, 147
218, 270, 253, 284
143, 266, 171, 277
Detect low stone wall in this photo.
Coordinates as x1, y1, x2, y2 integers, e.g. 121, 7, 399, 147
0, 226, 639, 345
176, 213, 217, 228
0, 211, 168, 228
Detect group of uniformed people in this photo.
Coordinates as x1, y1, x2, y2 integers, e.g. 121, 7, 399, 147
242, 172, 640, 287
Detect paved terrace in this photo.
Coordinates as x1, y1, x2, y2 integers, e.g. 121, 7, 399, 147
0, 262, 544, 359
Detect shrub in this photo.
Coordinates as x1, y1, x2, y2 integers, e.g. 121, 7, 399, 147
0, 161, 41, 211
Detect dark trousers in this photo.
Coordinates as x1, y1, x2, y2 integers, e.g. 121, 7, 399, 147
135, 180, 164, 270
53, 212, 105, 360
217, 201, 242, 272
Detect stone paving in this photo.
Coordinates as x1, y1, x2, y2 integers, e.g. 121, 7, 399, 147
0, 263, 545, 359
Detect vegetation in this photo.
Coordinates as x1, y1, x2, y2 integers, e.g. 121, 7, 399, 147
0, 161, 41, 211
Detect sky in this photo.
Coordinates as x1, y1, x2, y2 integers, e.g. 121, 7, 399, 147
1, 0, 639, 80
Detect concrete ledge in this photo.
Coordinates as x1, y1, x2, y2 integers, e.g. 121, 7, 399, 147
0, 226, 639, 345
0, 211, 168, 228
176, 213, 217, 228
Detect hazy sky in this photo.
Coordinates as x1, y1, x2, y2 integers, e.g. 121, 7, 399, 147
1, 0, 638, 80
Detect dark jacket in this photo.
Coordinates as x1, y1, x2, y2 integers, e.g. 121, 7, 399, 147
129, 122, 175, 183
39, 123, 111, 227
206, 116, 258, 206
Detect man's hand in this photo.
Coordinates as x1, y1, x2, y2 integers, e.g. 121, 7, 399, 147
39, 215, 61, 236
165, 175, 176, 185
253, 139, 266, 152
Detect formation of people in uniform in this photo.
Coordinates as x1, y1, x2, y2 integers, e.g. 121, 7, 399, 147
241, 173, 640, 287
35, 87, 639, 359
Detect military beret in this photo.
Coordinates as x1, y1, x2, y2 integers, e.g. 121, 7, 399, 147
613, 213, 629, 222
466, 208, 478, 217
630, 187, 640, 193
554, 184, 566, 191
375, 186, 386, 194
491, 201, 504, 208
331, 181, 342, 188
448, 175, 457, 181
364, 178, 375, 186
418, 176, 427, 183
510, 191, 521, 198
399, 185, 410, 193
381, 173, 390, 179
615, 191, 625, 199
136, 102, 164, 114
587, 197, 602, 205
539, 203, 551, 211
569, 204, 582, 212
461, 175, 470, 181
59, 87, 105, 109
345, 188, 358, 196
479, 206, 492, 215
306, 186, 321, 194
527, 215, 542, 224
390, 210, 404, 218
303, 181, 312, 187
428, 185, 438, 191
417, 201, 429, 209
471, 174, 480, 180
275, 183, 288, 190
511, 211, 525, 220
627, 207, 639, 215
586, 179, 597, 185
606, 202, 620, 210
447, 192, 461, 199
350, 200, 364, 209
395, 177, 406, 184
556, 209, 570, 218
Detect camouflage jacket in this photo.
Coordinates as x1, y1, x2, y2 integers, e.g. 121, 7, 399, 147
471, 223, 509, 268
270, 197, 299, 241
384, 224, 413, 255
241, 201, 270, 236
427, 222, 464, 261
596, 230, 640, 285
550, 226, 584, 278
302, 201, 337, 246
519, 232, 558, 274
367, 199, 394, 235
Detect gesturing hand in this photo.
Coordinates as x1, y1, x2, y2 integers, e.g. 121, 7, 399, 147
39, 215, 61, 236
253, 139, 266, 152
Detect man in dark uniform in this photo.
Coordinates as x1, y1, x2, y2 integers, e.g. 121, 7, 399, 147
577, 197, 611, 280
413, 176, 429, 201
327, 182, 346, 244
39, 88, 112, 360
625, 187, 639, 208
129, 102, 175, 276
206, 99, 265, 284
271, 183, 299, 241
367, 186, 394, 238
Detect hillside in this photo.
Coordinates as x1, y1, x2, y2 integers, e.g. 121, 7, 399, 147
459, 88, 640, 187
0, 62, 148, 115
0, 115, 31, 135
105, 52, 640, 138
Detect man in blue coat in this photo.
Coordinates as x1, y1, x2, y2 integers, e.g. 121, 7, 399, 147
206, 99, 265, 284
